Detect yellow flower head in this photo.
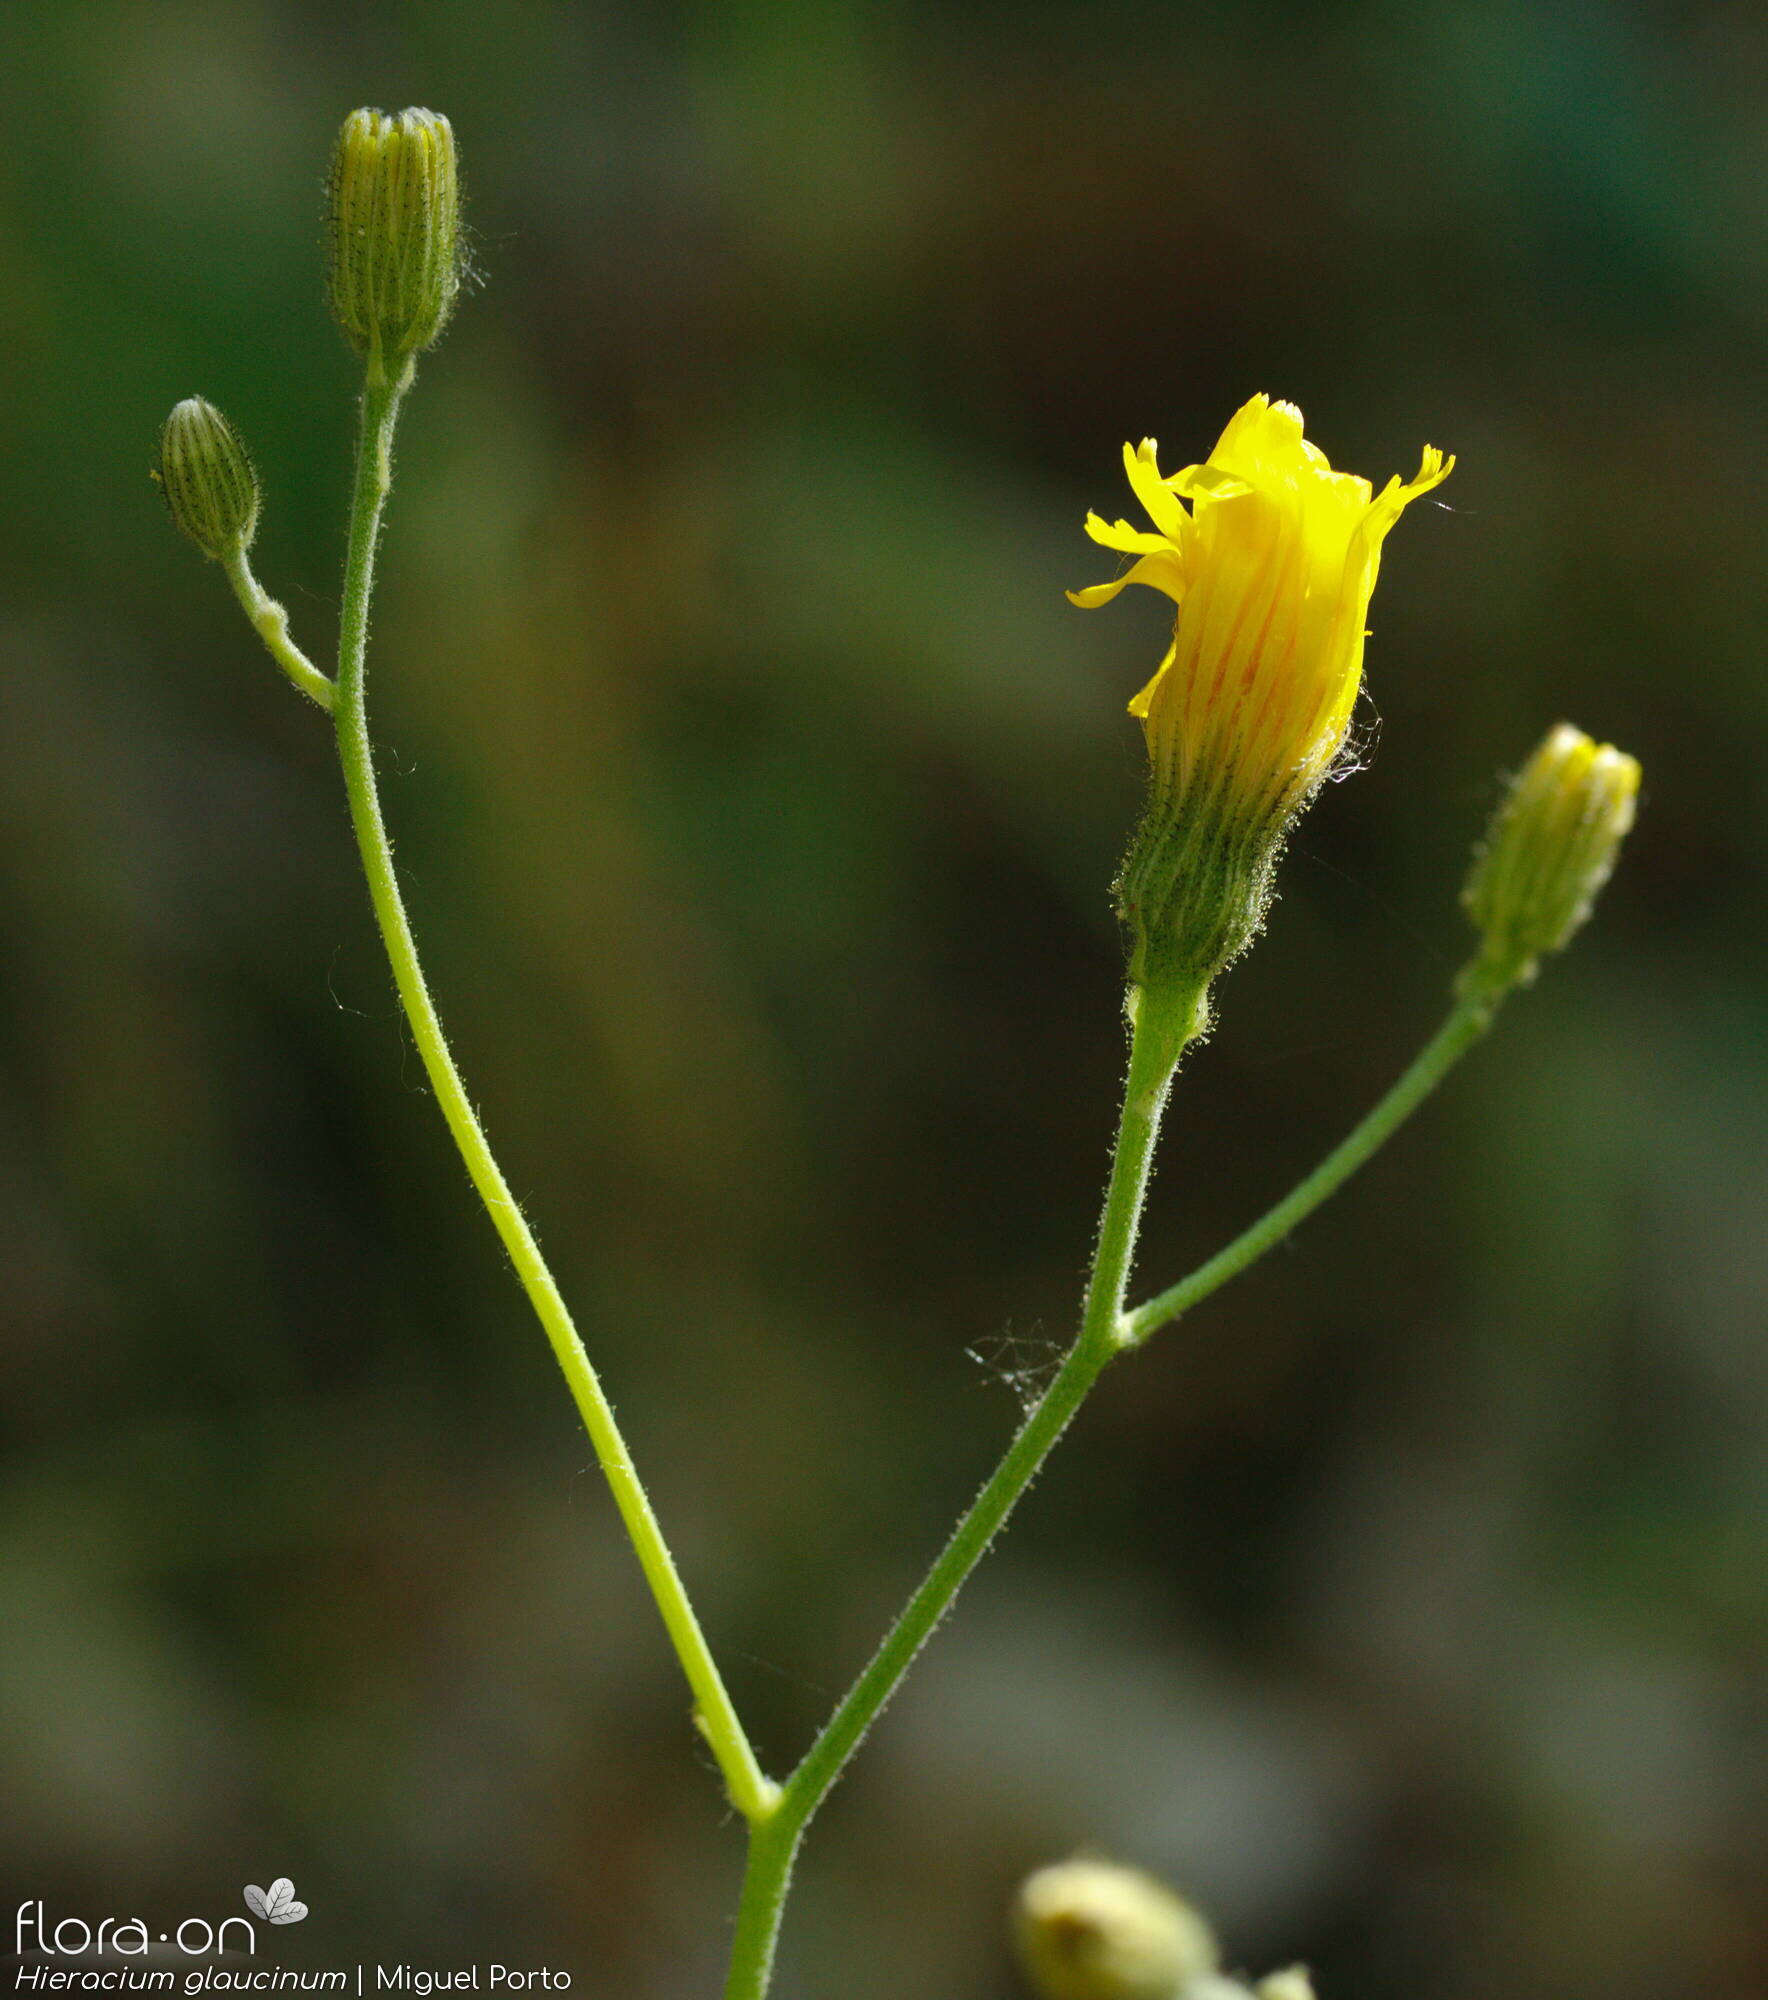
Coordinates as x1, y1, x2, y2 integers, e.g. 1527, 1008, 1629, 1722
1072, 395, 1452, 996
1074, 394, 1452, 823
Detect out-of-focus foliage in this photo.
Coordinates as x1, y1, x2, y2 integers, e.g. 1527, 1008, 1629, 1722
0, 4, 1762, 1997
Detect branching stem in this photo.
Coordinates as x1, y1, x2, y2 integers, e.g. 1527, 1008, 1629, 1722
1120, 980, 1502, 1347
720, 974, 1506, 1996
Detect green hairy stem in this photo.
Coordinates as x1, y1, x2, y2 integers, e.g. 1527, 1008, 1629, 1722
328, 372, 777, 1827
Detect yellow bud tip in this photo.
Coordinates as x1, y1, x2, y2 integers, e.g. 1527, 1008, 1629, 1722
1462, 721, 1641, 990
327, 106, 462, 381
1013, 1859, 1218, 2000
157, 396, 260, 560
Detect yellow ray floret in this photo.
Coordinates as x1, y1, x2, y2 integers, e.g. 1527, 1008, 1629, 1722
1071, 395, 1452, 827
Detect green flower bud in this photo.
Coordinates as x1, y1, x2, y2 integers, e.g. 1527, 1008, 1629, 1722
1462, 722, 1641, 991
157, 397, 260, 560
327, 107, 461, 382
1014, 1859, 1217, 2000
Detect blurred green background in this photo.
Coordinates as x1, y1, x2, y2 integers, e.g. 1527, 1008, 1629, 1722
2, 2, 1763, 1996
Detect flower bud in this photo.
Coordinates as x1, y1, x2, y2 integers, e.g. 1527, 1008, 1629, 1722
327, 107, 461, 381
157, 397, 260, 560
1256, 1973, 1317, 2000
1462, 722, 1640, 990
1014, 1859, 1218, 2000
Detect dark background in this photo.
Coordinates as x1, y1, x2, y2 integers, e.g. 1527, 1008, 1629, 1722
2, 3, 1763, 1996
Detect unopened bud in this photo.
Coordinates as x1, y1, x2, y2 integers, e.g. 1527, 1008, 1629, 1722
1462, 723, 1641, 991
157, 397, 260, 560
1256, 1972, 1317, 2000
1014, 1859, 1217, 2000
327, 107, 461, 381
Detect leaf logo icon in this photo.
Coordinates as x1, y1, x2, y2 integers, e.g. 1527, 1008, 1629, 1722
244, 1880, 309, 1925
